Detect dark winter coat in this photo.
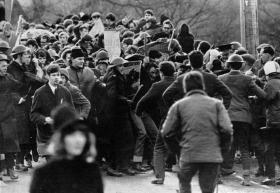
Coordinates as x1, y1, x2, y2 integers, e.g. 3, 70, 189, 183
136, 76, 175, 124
264, 73, 280, 128
30, 83, 74, 144
7, 61, 33, 144
102, 67, 134, 152
0, 74, 20, 153
30, 157, 103, 193
219, 70, 266, 123
163, 69, 232, 109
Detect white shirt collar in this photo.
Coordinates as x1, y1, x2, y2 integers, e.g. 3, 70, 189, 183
48, 82, 57, 94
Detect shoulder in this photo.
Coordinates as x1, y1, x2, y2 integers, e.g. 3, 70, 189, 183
35, 84, 47, 94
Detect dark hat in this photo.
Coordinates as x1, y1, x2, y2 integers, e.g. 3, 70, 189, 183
61, 48, 72, 59
144, 9, 154, 16
81, 34, 92, 42
149, 50, 162, 59
71, 46, 85, 59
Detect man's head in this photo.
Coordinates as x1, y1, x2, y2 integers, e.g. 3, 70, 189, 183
188, 50, 204, 69
226, 54, 244, 70
197, 41, 211, 55
11, 45, 31, 65
0, 54, 9, 76
79, 24, 89, 38
159, 61, 175, 78
260, 46, 275, 64
144, 9, 154, 20
70, 47, 85, 69
3, 22, 12, 37
162, 20, 173, 35
46, 64, 61, 86
183, 71, 205, 93
241, 54, 255, 72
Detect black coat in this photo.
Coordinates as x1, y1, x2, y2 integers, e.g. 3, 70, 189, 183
163, 69, 232, 109
177, 34, 194, 54
136, 76, 175, 125
0, 74, 21, 153
30, 83, 74, 144
30, 158, 103, 193
102, 67, 134, 152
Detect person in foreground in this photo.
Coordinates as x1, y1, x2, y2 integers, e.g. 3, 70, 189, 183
161, 71, 233, 193
29, 114, 103, 193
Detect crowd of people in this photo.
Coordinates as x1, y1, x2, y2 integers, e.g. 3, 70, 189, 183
0, 8, 279, 193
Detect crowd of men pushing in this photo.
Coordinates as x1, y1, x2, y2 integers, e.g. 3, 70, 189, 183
0, 8, 280, 192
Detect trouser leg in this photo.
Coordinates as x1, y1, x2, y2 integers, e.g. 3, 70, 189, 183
198, 163, 220, 193
153, 132, 167, 179
178, 162, 198, 193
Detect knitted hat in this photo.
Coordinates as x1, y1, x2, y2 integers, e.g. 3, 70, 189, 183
96, 50, 109, 61
60, 68, 69, 80
71, 46, 85, 59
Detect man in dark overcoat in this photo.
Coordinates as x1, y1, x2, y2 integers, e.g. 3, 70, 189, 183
30, 64, 74, 161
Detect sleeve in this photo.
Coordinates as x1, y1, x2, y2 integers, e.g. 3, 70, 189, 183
162, 76, 183, 107
30, 91, 46, 126
106, 75, 128, 102
161, 103, 180, 138
215, 77, 232, 109
135, 84, 158, 115
71, 86, 91, 118
249, 78, 266, 99
216, 101, 233, 135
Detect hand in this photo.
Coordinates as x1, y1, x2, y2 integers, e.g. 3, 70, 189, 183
45, 117, 53, 125
18, 97, 26, 104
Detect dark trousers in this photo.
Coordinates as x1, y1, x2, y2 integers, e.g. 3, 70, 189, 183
178, 162, 219, 193
16, 144, 29, 165
222, 121, 251, 175
130, 111, 147, 162
263, 128, 280, 178
5, 153, 15, 169
141, 112, 158, 162
153, 131, 167, 179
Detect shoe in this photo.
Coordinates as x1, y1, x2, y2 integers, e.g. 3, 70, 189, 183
151, 178, 164, 185
119, 168, 136, 176
261, 178, 276, 186
241, 175, 251, 186
26, 160, 33, 168
255, 169, 265, 177
106, 167, 124, 177
133, 164, 149, 172
221, 170, 235, 176
15, 164, 28, 172
8, 168, 19, 180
